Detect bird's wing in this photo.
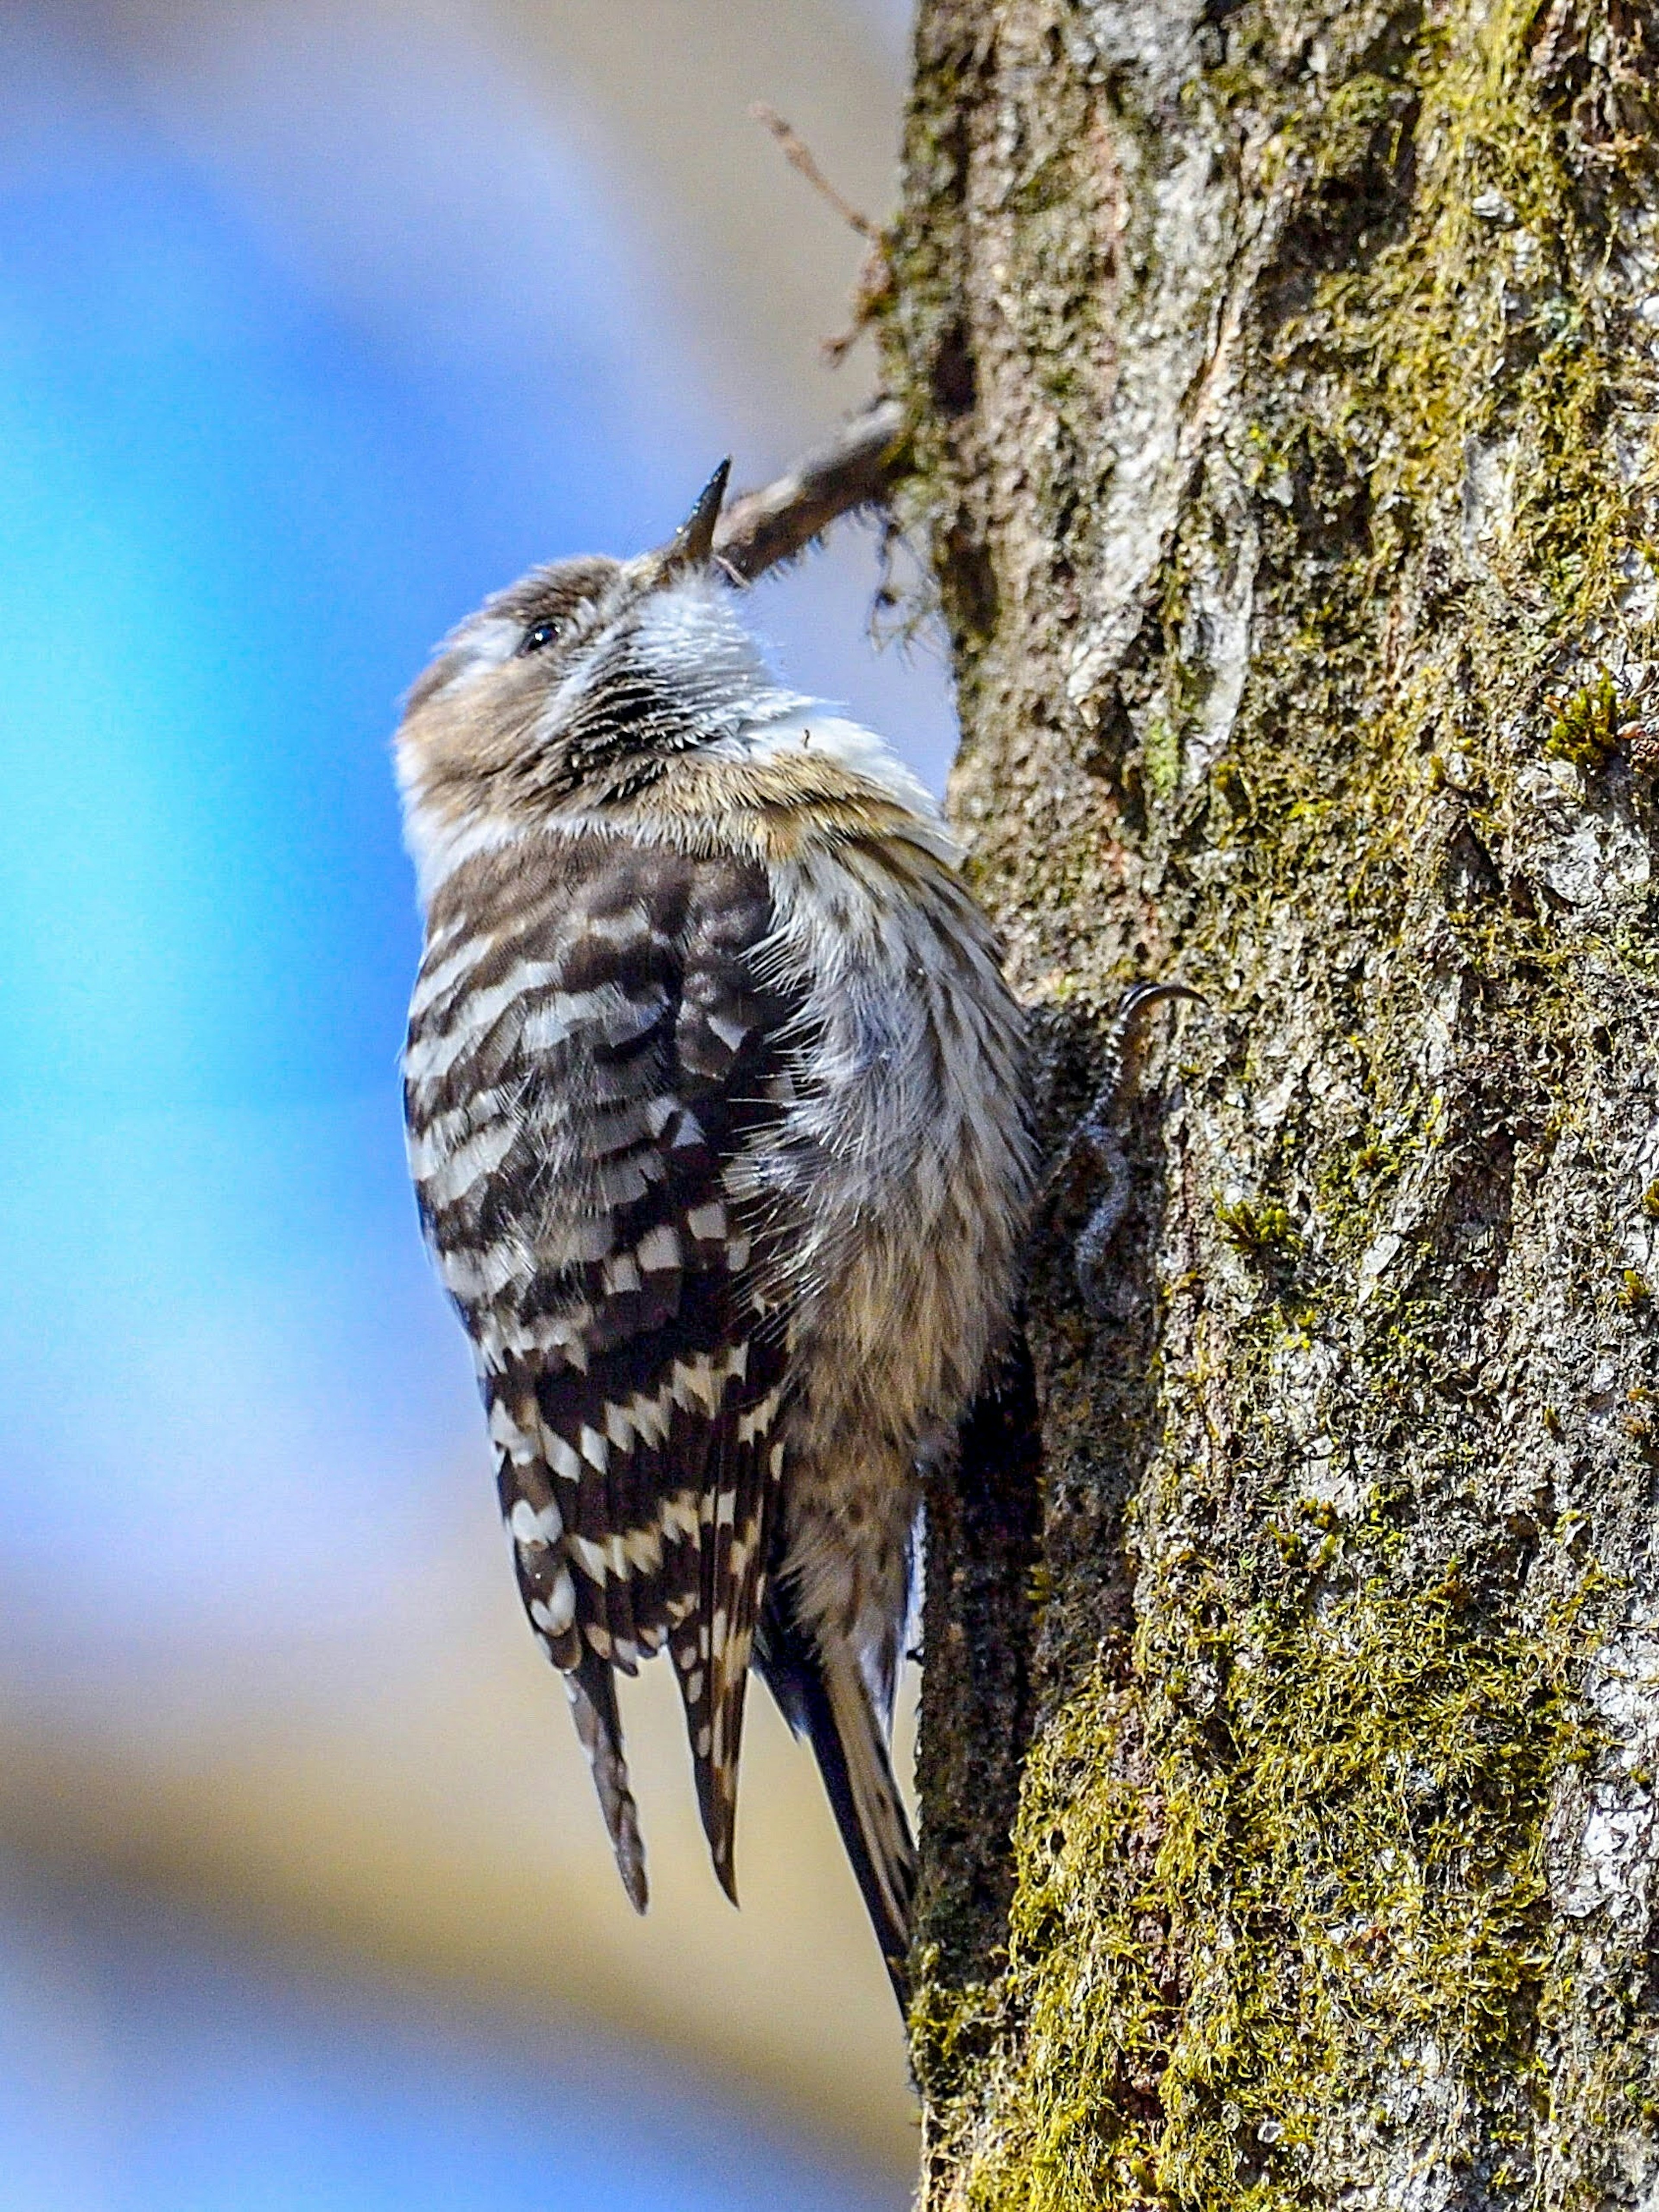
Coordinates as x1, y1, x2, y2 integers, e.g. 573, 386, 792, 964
405, 831, 806, 1909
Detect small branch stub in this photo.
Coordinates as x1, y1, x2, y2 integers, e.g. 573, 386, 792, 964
714, 398, 909, 583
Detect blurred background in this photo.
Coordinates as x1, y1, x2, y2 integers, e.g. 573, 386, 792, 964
0, 3, 957, 2204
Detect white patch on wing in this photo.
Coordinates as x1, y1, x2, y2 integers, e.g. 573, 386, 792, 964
404, 960, 565, 1089
405, 1088, 512, 1180
510, 1497, 562, 1546
636, 1224, 681, 1272
570, 1535, 609, 1582
582, 906, 661, 948
544, 1430, 583, 1484
518, 987, 659, 1056
438, 1237, 532, 1301
484, 1305, 594, 1362
530, 1568, 575, 1636
663, 1491, 701, 1540
665, 1343, 748, 1417
736, 1386, 783, 1445
408, 937, 489, 1022
706, 1011, 749, 1053
489, 1399, 537, 1466
626, 1386, 674, 1450
622, 1523, 664, 1573
530, 1215, 614, 1270
420, 1116, 518, 1210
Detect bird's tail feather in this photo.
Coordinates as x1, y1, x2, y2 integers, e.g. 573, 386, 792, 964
757, 1602, 915, 2003
565, 1652, 648, 1913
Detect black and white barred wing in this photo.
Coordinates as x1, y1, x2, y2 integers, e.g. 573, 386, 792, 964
404, 836, 804, 1910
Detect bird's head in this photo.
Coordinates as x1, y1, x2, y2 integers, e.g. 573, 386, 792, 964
396, 460, 780, 846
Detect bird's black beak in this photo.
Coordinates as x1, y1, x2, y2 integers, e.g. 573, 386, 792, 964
653, 458, 731, 579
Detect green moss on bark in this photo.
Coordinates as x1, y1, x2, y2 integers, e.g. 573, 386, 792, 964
918, 1559, 1603, 2207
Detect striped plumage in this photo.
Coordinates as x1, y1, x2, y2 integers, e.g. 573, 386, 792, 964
396, 466, 1033, 1995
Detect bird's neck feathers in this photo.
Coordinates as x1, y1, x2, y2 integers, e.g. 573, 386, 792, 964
610, 574, 798, 737
604, 580, 957, 863
400, 575, 957, 901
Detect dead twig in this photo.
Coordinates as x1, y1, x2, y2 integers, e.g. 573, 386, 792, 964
748, 102, 893, 364
749, 102, 878, 239
714, 397, 910, 583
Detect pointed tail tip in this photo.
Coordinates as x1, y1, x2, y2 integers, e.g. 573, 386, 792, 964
609, 1788, 648, 1913
617, 1839, 649, 1915
708, 1818, 741, 1908
694, 1742, 743, 1907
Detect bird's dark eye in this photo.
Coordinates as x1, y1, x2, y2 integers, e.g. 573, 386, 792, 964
520, 617, 561, 655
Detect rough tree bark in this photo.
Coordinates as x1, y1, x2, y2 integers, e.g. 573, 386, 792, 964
876, 0, 1659, 2203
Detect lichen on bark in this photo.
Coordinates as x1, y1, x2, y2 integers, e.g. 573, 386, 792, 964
882, 0, 1659, 2202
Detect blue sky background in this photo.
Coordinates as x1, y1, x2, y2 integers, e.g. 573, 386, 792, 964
0, 4, 935, 2200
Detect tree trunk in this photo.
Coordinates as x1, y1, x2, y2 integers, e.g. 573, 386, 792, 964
880, 1, 1659, 2202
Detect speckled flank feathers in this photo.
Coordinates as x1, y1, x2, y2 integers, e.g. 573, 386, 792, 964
396, 487, 1034, 1994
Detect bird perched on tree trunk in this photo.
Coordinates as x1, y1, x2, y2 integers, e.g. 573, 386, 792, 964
395, 462, 1033, 1997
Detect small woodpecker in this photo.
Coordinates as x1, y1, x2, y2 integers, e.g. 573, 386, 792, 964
395, 462, 1035, 1999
